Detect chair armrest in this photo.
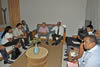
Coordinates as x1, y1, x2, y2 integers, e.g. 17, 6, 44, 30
32, 30, 37, 38
72, 35, 78, 38
62, 32, 66, 44
95, 31, 100, 37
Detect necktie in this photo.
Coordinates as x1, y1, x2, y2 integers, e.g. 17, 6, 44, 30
57, 27, 59, 35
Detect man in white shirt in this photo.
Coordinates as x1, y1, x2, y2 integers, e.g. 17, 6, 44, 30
78, 35, 100, 67
1, 33, 13, 45
21, 20, 33, 40
13, 23, 27, 49
51, 22, 64, 45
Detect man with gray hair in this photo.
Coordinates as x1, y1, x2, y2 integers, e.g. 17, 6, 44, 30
78, 35, 100, 67
51, 22, 64, 45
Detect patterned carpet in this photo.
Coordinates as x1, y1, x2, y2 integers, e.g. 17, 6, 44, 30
10, 42, 63, 67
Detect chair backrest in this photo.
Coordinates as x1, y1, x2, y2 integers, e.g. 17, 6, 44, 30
37, 24, 57, 34
0, 32, 3, 44
0, 28, 4, 44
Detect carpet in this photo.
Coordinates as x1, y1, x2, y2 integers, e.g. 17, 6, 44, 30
10, 42, 63, 67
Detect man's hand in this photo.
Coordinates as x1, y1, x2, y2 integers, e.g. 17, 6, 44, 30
23, 35, 27, 38
18, 36, 23, 38
72, 60, 78, 64
39, 32, 48, 35
8, 38, 13, 42
43, 32, 49, 35
16, 44, 20, 48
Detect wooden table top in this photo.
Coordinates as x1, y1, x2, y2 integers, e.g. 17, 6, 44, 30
25, 47, 48, 59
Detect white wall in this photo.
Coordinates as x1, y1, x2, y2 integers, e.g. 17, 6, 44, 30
20, 0, 87, 36
85, 0, 99, 30
97, 0, 100, 30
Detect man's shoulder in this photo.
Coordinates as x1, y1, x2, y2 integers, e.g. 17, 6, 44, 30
92, 45, 100, 55
5, 33, 10, 36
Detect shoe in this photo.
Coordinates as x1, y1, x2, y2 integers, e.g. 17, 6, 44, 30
23, 47, 27, 50
64, 54, 68, 56
55, 41, 60, 46
55, 42, 59, 46
64, 58, 68, 61
52, 42, 55, 46
65, 51, 67, 53
37, 42, 41, 45
46, 42, 49, 45
26, 44, 30, 46
4, 60, 13, 64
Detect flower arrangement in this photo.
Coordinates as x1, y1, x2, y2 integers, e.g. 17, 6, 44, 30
29, 37, 41, 54
30, 37, 41, 45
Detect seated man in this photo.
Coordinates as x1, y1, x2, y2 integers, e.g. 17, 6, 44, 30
78, 35, 100, 67
65, 25, 92, 56
64, 25, 95, 61
67, 35, 100, 67
0, 45, 13, 64
0, 26, 21, 64
13, 23, 28, 49
51, 22, 64, 45
38, 22, 49, 45
21, 20, 33, 41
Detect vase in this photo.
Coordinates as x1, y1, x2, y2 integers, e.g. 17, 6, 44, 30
34, 43, 40, 54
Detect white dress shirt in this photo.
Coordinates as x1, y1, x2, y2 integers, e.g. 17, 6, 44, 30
1, 33, 13, 44
88, 31, 94, 35
13, 28, 24, 39
78, 45, 100, 67
51, 26, 64, 36
13, 28, 23, 36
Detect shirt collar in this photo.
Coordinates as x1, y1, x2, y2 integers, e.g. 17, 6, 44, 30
87, 45, 98, 53
88, 32, 94, 35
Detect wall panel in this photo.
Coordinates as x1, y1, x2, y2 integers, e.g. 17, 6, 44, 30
8, 0, 20, 27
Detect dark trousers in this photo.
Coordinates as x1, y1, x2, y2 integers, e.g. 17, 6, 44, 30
3, 39, 19, 47
24, 38, 29, 45
23, 32, 33, 45
19, 38, 28, 48
19, 37, 30, 48
0, 49, 9, 62
27, 32, 33, 40
52, 34, 63, 43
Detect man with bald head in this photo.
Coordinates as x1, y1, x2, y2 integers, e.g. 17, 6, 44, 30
51, 22, 64, 45
38, 22, 49, 45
